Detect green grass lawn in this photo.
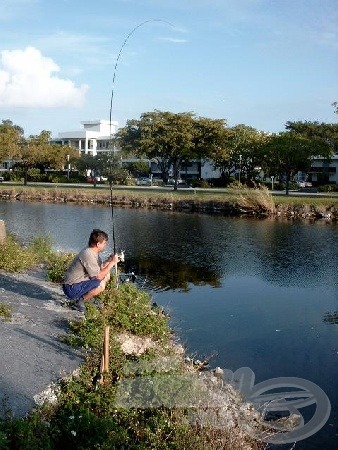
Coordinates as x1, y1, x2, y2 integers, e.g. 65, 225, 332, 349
1, 183, 338, 211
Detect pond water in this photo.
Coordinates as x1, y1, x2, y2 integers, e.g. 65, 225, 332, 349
1, 200, 337, 449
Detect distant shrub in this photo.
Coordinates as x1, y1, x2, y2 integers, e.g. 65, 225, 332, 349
46, 252, 75, 283
318, 184, 338, 192
191, 179, 210, 188
0, 302, 12, 321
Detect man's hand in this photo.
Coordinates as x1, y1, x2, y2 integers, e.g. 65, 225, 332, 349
108, 254, 119, 265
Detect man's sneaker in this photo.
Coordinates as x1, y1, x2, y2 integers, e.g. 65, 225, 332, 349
72, 298, 86, 313
91, 298, 104, 309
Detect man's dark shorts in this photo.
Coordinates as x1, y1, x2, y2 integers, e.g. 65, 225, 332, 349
62, 279, 101, 299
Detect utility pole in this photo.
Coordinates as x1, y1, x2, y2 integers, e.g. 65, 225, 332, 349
239, 154, 242, 184
67, 154, 70, 180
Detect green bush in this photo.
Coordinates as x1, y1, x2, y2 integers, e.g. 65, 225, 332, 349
318, 184, 338, 192
6, 170, 24, 182
27, 168, 42, 181
28, 236, 55, 263
102, 282, 170, 340
46, 252, 75, 283
0, 235, 38, 272
0, 235, 63, 273
0, 302, 12, 321
190, 179, 210, 188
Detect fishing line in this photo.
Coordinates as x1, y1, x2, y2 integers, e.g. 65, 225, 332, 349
108, 19, 173, 256
109, 181, 116, 254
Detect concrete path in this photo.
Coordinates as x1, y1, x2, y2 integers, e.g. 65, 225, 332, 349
0, 269, 83, 418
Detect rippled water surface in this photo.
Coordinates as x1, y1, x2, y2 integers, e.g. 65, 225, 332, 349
1, 201, 337, 449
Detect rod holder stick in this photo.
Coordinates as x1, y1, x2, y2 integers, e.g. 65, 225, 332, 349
99, 325, 110, 384
104, 325, 110, 373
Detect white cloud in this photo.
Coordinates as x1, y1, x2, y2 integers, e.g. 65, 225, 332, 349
0, 47, 89, 108
158, 37, 187, 44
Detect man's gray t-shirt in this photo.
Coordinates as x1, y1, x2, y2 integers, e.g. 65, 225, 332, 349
64, 247, 102, 285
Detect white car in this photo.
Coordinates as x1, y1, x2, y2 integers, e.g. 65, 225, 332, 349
136, 177, 151, 185
297, 181, 312, 188
0, 176, 4, 183
167, 178, 183, 185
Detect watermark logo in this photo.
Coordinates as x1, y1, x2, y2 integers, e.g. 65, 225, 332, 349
113, 357, 331, 444
224, 367, 331, 444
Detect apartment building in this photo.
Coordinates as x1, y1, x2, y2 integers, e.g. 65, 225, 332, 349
52, 120, 118, 155
309, 154, 338, 185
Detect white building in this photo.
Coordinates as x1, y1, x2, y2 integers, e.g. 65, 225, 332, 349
200, 159, 221, 179
52, 120, 118, 156
309, 154, 338, 185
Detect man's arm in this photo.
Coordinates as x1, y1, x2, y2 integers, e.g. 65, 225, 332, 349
96, 254, 119, 281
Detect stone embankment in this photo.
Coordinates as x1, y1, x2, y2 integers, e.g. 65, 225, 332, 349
0, 187, 337, 221
0, 269, 83, 417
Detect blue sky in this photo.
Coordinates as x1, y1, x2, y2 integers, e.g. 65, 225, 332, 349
0, 0, 337, 137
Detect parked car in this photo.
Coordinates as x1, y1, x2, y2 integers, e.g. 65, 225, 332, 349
297, 181, 312, 188
136, 177, 152, 186
87, 176, 108, 183
167, 178, 183, 185
0, 176, 4, 183
177, 182, 192, 189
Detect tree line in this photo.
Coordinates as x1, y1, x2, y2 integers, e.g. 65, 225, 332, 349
1, 106, 338, 191
115, 110, 337, 191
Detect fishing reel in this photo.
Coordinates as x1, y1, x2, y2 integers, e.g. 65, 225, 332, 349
107, 250, 125, 263
118, 250, 125, 262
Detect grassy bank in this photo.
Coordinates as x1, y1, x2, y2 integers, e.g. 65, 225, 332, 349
1, 184, 338, 220
0, 237, 274, 449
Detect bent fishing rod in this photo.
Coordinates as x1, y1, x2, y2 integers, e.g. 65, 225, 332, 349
107, 19, 172, 261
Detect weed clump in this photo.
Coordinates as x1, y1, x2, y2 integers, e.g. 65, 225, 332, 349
236, 186, 276, 215
0, 235, 59, 273
0, 302, 11, 322
46, 252, 75, 283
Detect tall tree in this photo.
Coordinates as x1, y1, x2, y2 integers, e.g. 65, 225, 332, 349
74, 153, 121, 187
261, 132, 332, 194
193, 116, 229, 178
16, 131, 78, 184
1, 122, 78, 184
209, 124, 269, 185
285, 120, 338, 154
116, 110, 228, 189
116, 111, 196, 189
0, 119, 24, 164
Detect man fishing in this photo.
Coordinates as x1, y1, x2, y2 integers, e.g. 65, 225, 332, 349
62, 229, 120, 312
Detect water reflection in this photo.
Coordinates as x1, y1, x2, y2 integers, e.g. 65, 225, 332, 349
1, 201, 337, 292
123, 255, 221, 292
1, 200, 338, 449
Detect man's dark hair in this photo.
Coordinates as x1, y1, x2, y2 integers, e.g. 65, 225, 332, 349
88, 229, 108, 247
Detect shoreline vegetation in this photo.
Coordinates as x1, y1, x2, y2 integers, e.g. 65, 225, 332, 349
1, 184, 338, 221
0, 238, 296, 449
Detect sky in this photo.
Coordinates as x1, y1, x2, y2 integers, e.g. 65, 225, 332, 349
0, 0, 337, 138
